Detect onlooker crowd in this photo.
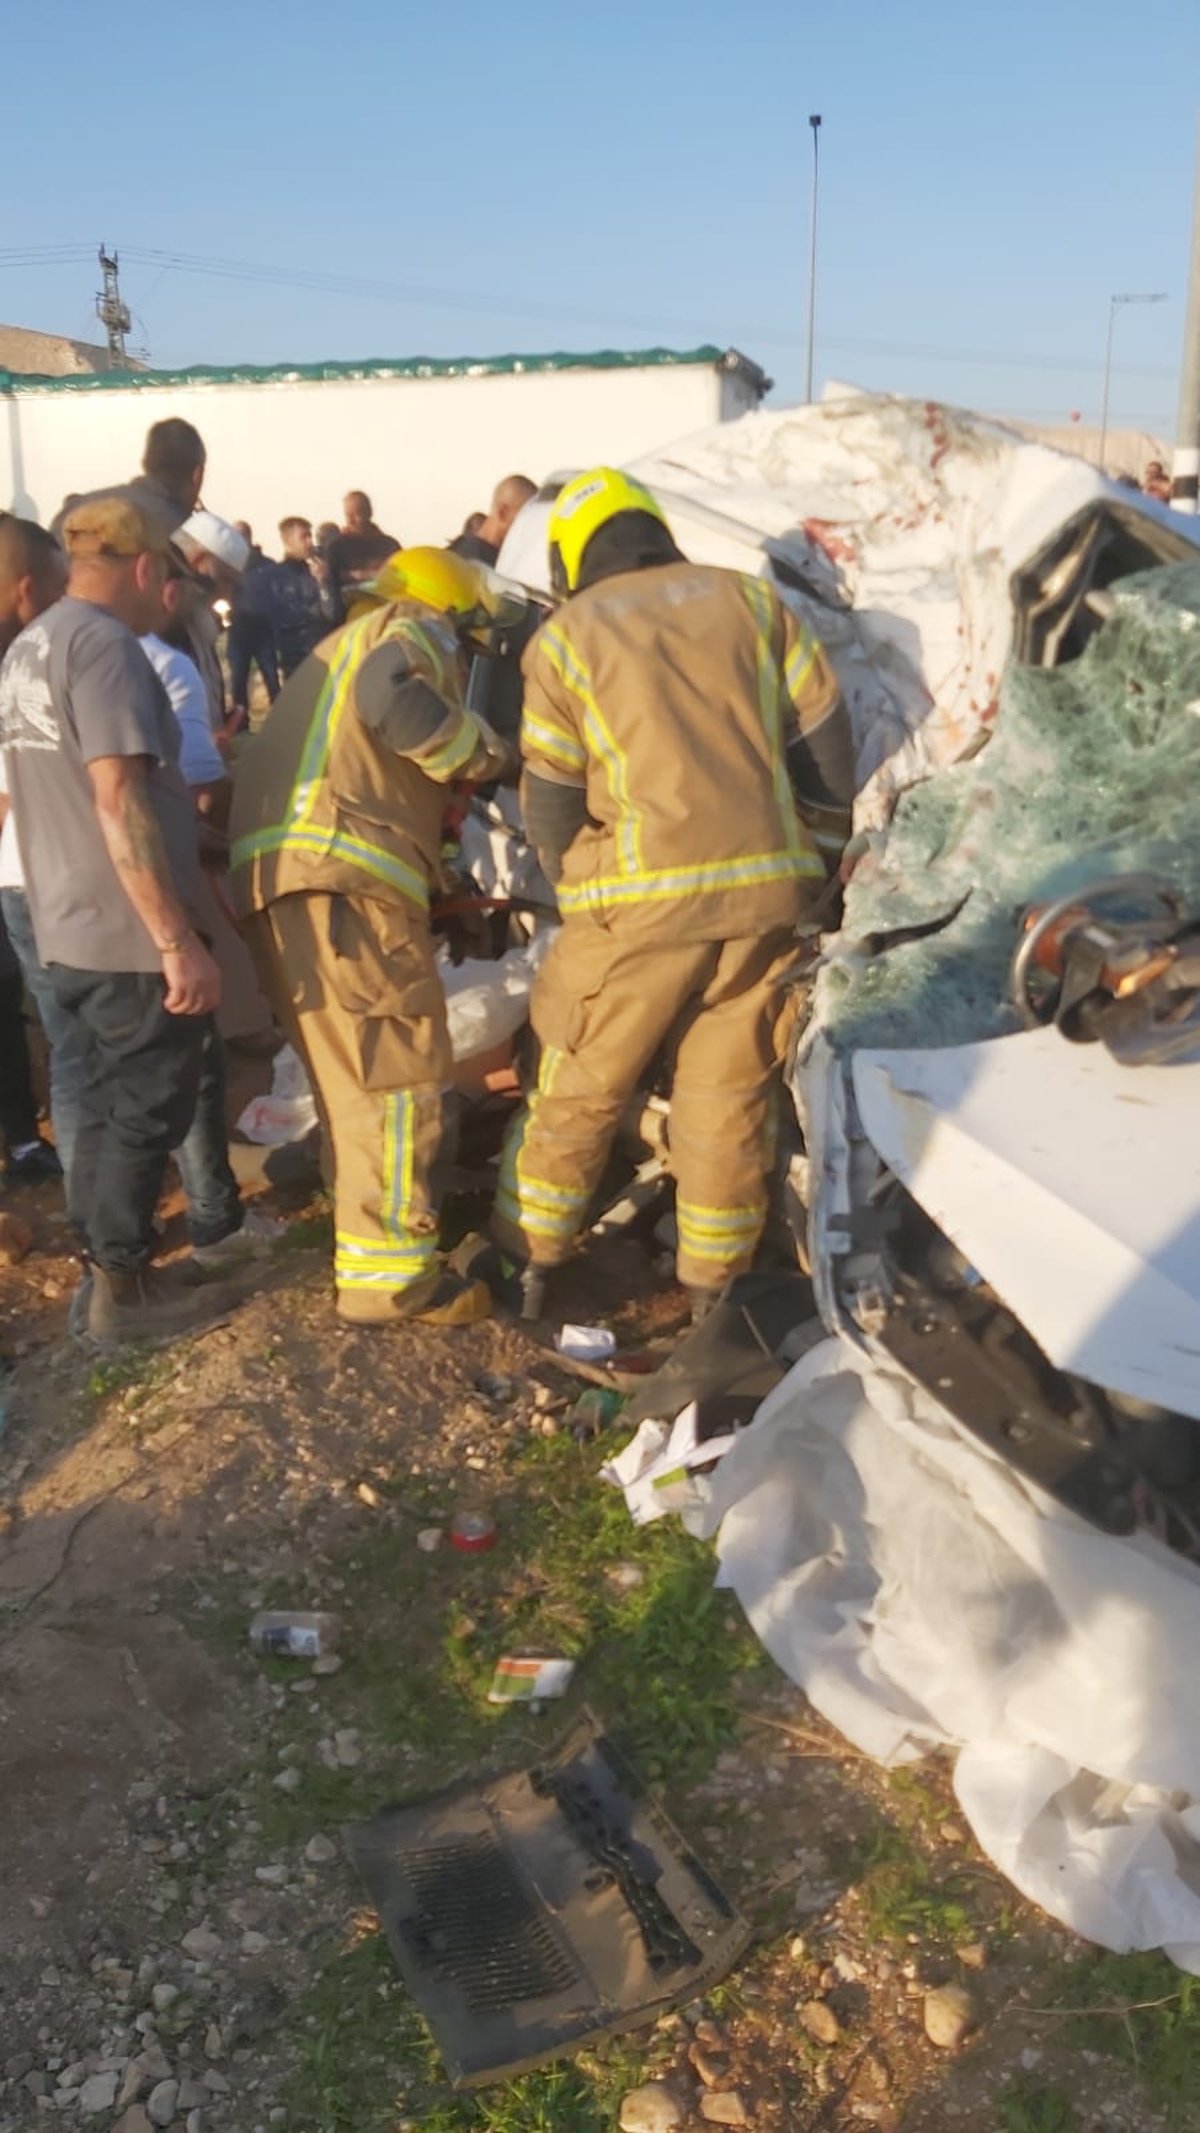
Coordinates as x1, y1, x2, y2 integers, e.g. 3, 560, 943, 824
0, 420, 536, 1344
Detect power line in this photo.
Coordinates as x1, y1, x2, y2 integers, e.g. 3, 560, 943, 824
0, 240, 1179, 381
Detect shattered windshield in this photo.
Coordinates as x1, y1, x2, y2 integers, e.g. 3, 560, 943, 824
817, 559, 1200, 1052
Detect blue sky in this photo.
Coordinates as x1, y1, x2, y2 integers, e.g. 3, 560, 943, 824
4, 0, 1197, 435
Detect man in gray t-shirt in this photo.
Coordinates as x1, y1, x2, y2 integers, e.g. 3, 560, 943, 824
1, 595, 205, 972
0, 493, 227, 1347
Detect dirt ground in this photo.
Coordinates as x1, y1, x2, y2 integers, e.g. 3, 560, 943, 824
0, 1150, 1192, 2133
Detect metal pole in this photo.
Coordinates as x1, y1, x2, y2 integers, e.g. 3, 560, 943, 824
1099, 297, 1117, 471
1172, 126, 1200, 512
1099, 292, 1167, 476
804, 114, 822, 404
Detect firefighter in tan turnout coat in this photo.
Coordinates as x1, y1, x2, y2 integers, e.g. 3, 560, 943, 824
230, 549, 516, 1327
490, 468, 856, 1316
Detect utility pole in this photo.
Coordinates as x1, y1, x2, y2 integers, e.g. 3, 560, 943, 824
1099, 291, 1166, 472
1172, 127, 1200, 512
95, 246, 132, 371
804, 114, 822, 404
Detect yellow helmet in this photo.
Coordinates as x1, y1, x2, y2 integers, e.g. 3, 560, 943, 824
547, 467, 669, 596
365, 545, 488, 617
353, 544, 528, 645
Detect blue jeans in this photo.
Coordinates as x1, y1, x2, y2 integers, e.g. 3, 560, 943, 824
2, 887, 243, 1248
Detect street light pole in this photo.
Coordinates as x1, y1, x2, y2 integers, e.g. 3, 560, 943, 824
1171, 126, 1200, 512
804, 114, 822, 404
1100, 291, 1168, 471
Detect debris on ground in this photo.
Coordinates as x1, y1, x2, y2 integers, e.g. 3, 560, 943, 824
556, 1322, 617, 1362
248, 1608, 338, 1657
345, 1712, 748, 2086
486, 1654, 576, 1703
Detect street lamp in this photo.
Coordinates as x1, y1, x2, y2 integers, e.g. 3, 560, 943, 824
804, 114, 822, 404
1100, 292, 1167, 469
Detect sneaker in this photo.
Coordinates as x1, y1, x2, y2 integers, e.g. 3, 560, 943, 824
4, 1138, 62, 1185
337, 1267, 492, 1328
190, 1205, 286, 1270
85, 1264, 233, 1348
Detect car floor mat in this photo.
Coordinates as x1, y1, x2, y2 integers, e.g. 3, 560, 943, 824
345, 1710, 750, 2087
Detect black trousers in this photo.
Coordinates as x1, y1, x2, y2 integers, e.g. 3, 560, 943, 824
46, 966, 206, 1273
0, 964, 40, 1153
228, 614, 280, 707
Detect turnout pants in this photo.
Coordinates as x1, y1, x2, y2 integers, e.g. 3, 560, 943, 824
493, 923, 800, 1291
245, 892, 449, 1306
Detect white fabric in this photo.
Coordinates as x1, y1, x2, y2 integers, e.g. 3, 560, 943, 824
235, 1043, 319, 1146
139, 636, 225, 788
437, 930, 554, 1062
704, 1335, 1200, 1968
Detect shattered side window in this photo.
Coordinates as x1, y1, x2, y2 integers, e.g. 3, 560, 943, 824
817, 560, 1200, 1053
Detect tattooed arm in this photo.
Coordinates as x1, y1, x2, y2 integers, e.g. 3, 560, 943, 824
87, 756, 221, 1015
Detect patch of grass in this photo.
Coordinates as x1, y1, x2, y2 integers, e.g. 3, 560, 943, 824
885, 1764, 948, 1833
285, 1926, 650, 2133
1046, 1950, 1200, 2125
502, 1430, 769, 1779
85, 1346, 168, 1402
271, 1429, 767, 2127
997, 2078, 1079, 2133
851, 1822, 975, 1946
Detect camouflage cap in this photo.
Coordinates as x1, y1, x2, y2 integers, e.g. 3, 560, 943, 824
61, 492, 178, 561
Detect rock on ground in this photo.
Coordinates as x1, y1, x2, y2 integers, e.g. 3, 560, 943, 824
923, 1982, 980, 2050
147, 2077, 181, 2127
78, 2070, 120, 2115
700, 2094, 751, 2127
619, 2082, 686, 2133
799, 1997, 841, 2045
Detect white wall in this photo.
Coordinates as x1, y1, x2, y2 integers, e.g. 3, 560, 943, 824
2, 362, 733, 548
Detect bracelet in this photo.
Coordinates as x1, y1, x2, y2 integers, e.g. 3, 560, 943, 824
157, 932, 192, 955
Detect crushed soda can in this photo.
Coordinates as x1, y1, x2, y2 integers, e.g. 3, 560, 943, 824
449, 1509, 497, 1553
249, 1610, 338, 1659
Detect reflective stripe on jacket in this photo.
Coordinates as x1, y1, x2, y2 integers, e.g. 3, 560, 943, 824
519, 562, 847, 941
229, 601, 507, 917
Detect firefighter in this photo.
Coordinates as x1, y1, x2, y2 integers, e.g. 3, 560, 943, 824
229, 548, 520, 1327
488, 467, 856, 1318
